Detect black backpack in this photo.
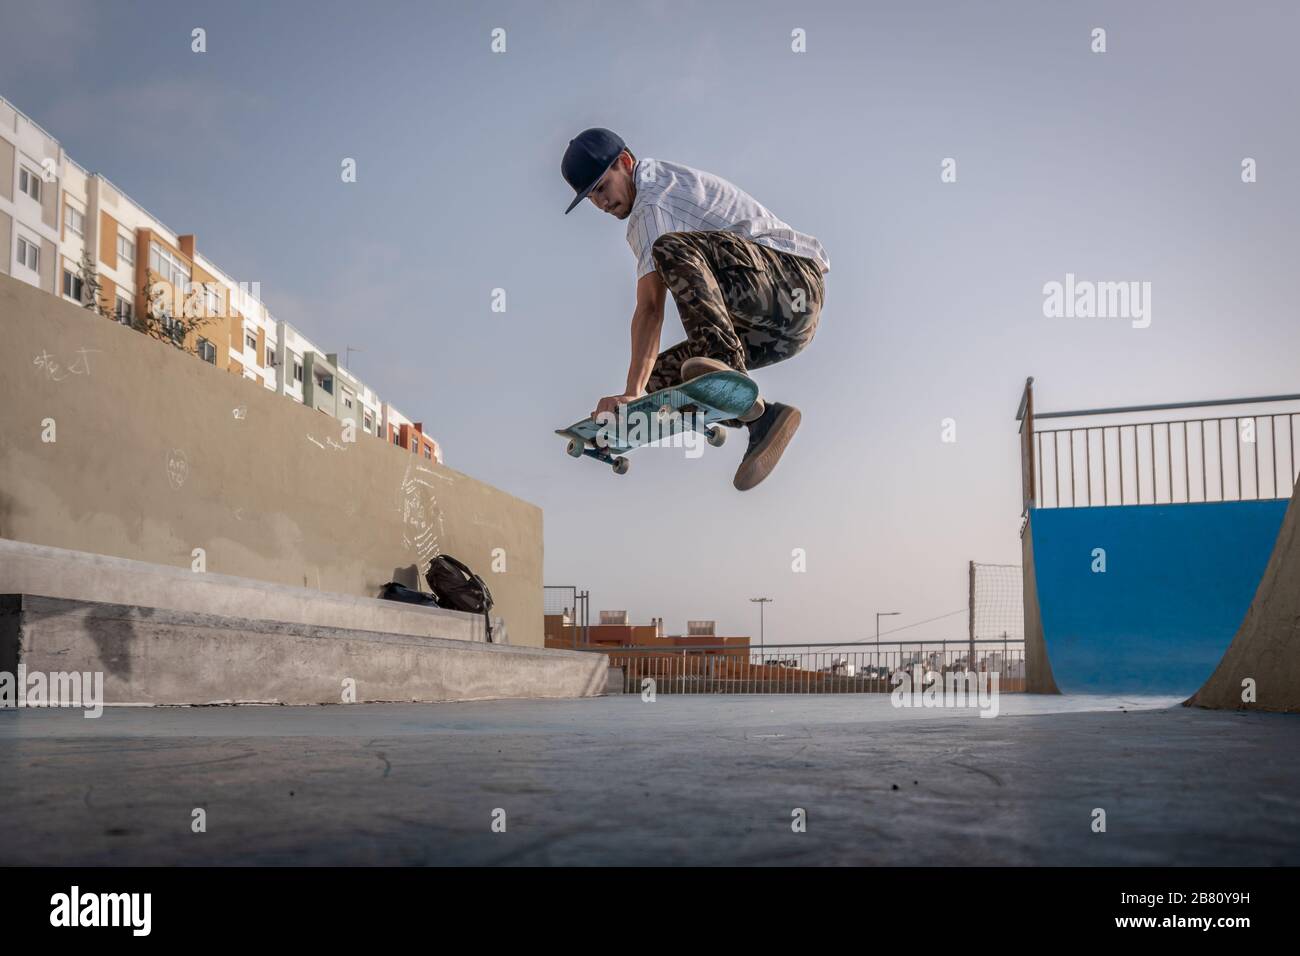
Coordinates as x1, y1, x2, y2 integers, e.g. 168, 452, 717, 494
425, 554, 495, 643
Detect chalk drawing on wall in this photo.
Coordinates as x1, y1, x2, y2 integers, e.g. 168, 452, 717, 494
166, 449, 190, 489
398, 461, 446, 577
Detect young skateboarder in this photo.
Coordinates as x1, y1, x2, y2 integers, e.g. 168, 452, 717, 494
561, 128, 830, 490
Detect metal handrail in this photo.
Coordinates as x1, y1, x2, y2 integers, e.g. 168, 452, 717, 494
1019, 392, 1300, 422
1035, 411, 1300, 437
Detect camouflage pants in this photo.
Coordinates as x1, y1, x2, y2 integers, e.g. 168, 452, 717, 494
646, 231, 825, 395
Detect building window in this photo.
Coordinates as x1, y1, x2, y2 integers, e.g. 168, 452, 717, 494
265, 345, 275, 367
245, 332, 257, 351
197, 338, 216, 364
364, 412, 374, 432
292, 358, 303, 383
343, 391, 354, 410
16, 236, 39, 271
62, 268, 84, 302
64, 204, 84, 237
118, 234, 135, 266
18, 167, 41, 201
393, 431, 400, 446
424, 446, 432, 460
203, 284, 221, 318
115, 295, 134, 324
162, 314, 184, 344
149, 242, 191, 288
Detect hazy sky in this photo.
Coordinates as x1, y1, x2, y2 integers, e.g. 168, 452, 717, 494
3, 0, 1297, 644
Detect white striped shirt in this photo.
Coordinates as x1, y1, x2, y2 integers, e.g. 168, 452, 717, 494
626, 158, 830, 280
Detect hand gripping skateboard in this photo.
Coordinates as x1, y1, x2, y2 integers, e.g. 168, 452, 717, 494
555, 369, 760, 476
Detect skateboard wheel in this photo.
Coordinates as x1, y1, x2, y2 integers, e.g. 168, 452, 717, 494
612, 456, 630, 476
566, 438, 584, 458
706, 425, 726, 448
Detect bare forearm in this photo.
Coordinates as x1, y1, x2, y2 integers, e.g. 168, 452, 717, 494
624, 305, 664, 395
591, 273, 668, 421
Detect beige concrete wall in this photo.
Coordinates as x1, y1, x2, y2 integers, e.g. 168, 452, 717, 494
38, 236, 55, 292
0, 273, 544, 646
40, 168, 57, 228
0, 137, 12, 202
99, 210, 118, 267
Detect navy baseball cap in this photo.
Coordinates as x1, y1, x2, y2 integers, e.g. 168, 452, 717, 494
562, 127, 626, 214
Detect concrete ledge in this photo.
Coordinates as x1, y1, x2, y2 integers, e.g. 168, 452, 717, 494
0, 273, 544, 646
0, 538, 489, 643
0, 594, 607, 705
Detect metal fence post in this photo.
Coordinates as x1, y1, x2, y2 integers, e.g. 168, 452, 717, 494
968, 560, 976, 673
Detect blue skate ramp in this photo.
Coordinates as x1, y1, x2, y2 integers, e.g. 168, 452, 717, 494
1029, 500, 1288, 694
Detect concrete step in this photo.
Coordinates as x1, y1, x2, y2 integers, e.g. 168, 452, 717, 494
0, 537, 490, 643
0, 594, 606, 706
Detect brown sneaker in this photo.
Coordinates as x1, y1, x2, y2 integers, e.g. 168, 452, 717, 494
733, 402, 801, 491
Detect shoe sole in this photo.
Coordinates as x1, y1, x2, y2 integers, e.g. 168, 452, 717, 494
679, 357, 735, 383
733, 407, 801, 491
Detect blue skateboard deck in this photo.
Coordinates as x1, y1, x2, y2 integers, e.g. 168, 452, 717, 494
556, 370, 759, 475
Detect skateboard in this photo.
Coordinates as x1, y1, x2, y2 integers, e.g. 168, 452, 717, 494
556, 369, 760, 475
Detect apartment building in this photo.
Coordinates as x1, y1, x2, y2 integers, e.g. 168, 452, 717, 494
376, 400, 440, 461
0, 98, 59, 294
0, 93, 440, 463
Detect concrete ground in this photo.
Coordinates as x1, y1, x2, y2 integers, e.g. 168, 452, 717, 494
2, 694, 1297, 866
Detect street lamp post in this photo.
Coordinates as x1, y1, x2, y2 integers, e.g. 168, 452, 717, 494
750, 597, 773, 661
